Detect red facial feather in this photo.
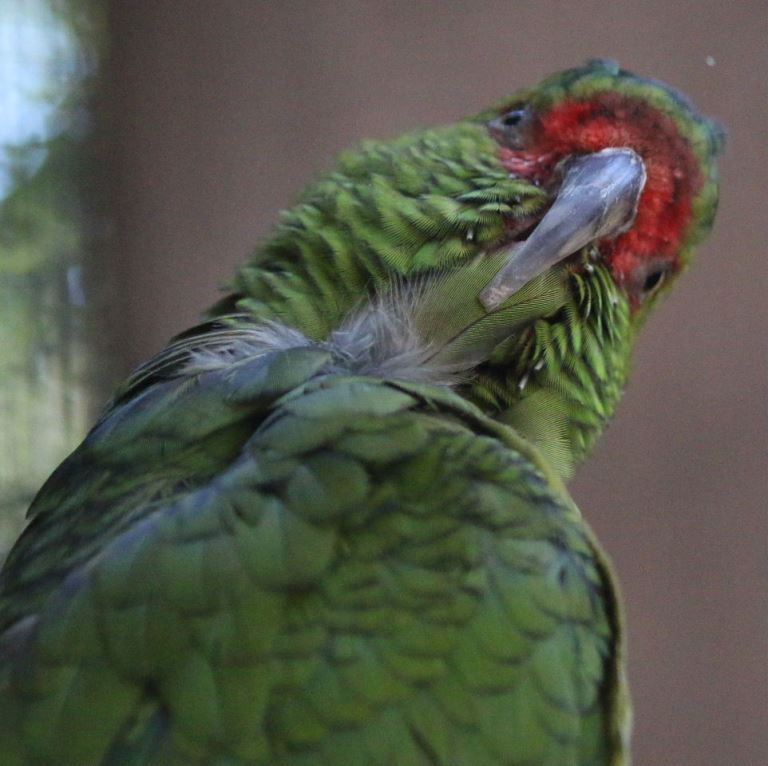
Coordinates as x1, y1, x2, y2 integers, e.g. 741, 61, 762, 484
499, 93, 703, 294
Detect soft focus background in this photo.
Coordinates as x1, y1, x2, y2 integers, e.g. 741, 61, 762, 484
1, 1, 765, 764
0, 0, 109, 545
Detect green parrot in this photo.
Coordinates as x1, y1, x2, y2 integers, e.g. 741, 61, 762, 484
0, 60, 722, 765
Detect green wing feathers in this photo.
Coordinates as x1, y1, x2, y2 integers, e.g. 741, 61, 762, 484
0, 338, 625, 765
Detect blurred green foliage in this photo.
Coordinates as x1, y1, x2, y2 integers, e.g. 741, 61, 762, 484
0, 0, 109, 556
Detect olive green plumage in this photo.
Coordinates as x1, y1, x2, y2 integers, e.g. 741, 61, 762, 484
0, 345, 623, 766
0, 59, 721, 765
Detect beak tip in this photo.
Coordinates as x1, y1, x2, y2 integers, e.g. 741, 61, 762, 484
478, 287, 500, 311
479, 279, 517, 311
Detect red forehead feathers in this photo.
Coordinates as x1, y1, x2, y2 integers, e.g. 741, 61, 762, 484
501, 92, 703, 288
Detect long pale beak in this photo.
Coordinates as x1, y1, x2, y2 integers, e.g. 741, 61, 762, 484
479, 147, 647, 310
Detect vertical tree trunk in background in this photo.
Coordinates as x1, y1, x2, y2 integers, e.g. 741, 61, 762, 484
0, 0, 112, 556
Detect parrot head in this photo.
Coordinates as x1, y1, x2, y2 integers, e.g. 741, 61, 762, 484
221, 59, 723, 477
448, 59, 724, 474
479, 58, 723, 313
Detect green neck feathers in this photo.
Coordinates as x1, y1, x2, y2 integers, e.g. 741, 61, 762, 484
212, 116, 636, 479
209, 62, 719, 480
217, 121, 547, 336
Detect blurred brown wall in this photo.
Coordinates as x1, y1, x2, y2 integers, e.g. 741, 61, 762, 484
107, 2, 767, 763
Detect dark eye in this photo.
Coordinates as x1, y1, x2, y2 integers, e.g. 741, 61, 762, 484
501, 108, 526, 127
642, 268, 666, 294
488, 105, 531, 148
